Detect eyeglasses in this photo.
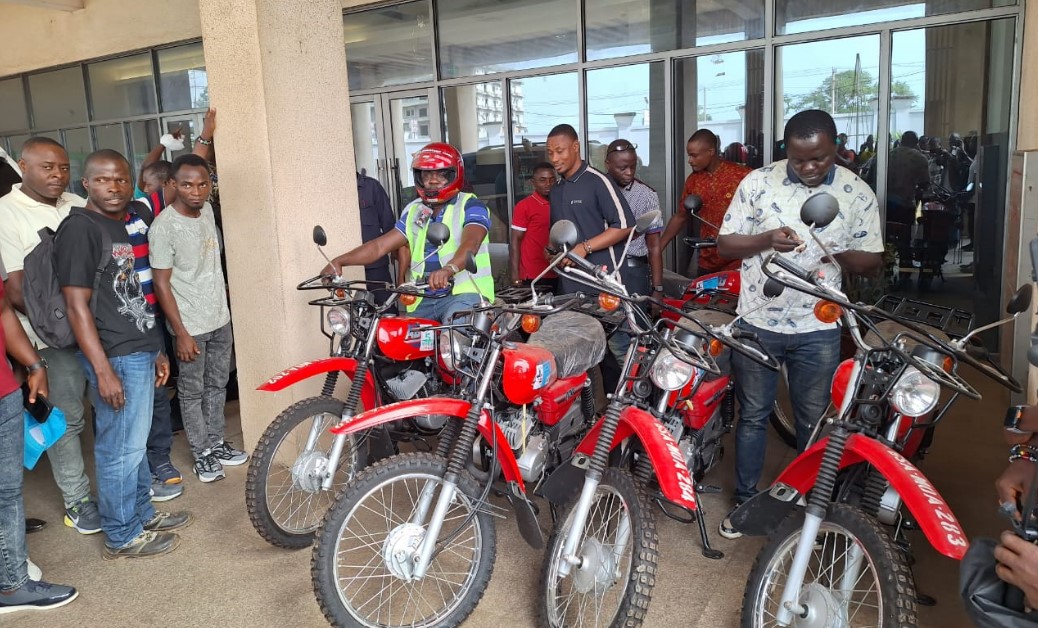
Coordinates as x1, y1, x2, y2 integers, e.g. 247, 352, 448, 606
607, 141, 637, 154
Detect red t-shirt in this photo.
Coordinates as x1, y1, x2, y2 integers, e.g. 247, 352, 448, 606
682, 160, 752, 273
0, 281, 21, 398
511, 193, 556, 279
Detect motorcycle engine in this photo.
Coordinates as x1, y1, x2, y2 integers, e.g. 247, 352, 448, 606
385, 366, 446, 432
496, 407, 547, 483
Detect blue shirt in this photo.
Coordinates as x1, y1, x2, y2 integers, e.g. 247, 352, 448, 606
394, 194, 491, 294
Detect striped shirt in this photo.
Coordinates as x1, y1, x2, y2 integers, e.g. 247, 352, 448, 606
618, 179, 663, 258
124, 202, 156, 306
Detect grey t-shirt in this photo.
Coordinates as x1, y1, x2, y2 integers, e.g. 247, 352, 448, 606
148, 202, 231, 337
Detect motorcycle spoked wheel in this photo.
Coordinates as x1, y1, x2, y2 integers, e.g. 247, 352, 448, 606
539, 467, 659, 628
245, 396, 363, 548
741, 504, 918, 628
312, 452, 496, 628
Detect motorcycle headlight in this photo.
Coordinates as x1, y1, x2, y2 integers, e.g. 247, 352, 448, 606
649, 348, 697, 391
326, 307, 350, 336
438, 332, 463, 371
889, 366, 940, 416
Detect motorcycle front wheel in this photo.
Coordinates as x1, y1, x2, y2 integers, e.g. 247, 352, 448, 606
741, 503, 917, 627
540, 467, 659, 628
312, 452, 496, 628
245, 396, 362, 548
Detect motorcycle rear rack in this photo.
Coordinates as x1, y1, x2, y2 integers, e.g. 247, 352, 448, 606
873, 295, 973, 339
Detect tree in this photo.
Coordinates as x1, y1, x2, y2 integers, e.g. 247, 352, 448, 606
792, 69, 916, 114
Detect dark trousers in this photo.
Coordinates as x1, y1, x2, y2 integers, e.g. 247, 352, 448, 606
365, 264, 395, 310
146, 318, 175, 471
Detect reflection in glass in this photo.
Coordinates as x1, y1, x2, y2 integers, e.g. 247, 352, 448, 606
585, 0, 764, 61
163, 118, 197, 160
438, 0, 577, 77
510, 73, 579, 205
88, 53, 158, 120
29, 67, 88, 129
586, 62, 666, 197
62, 128, 91, 196
442, 82, 511, 244
351, 102, 380, 180
128, 119, 160, 176
93, 124, 127, 154
158, 43, 209, 111
387, 95, 431, 208
344, 1, 434, 91
0, 78, 29, 133
777, 0, 1014, 35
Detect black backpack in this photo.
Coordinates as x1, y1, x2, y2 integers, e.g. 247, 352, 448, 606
21, 202, 153, 349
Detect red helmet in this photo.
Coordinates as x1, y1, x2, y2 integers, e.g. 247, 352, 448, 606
412, 142, 464, 204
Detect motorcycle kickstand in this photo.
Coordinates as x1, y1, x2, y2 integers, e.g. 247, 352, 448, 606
693, 490, 724, 560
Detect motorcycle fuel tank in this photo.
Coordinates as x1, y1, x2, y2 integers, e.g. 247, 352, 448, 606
502, 344, 558, 405
377, 317, 440, 361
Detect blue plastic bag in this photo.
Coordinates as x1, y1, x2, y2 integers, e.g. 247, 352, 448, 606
24, 405, 66, 470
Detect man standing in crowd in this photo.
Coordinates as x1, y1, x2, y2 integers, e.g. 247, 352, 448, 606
0, 256, 79, 614
357, 171, 403, 306
326, 142, 494, 322
56, 149, 190, 559
603, 139, 663, 361
546, 124, 634, 296
151, 154, 245, 484
510, 162, 558, 293
716, 110, 883, 539
0, 138, 101, 535
660, 129, 751, 275
886, 130, 931, 283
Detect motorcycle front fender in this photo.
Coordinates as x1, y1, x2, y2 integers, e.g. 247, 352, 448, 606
573, 406, 698, 511
743, 434, 969, 560
257, 357, 377, 410
329, 398, 526, 494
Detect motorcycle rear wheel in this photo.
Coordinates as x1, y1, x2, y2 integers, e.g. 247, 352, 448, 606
245, 396, 362, 548
741, 504, 917, 627
540, 467, 659, 628
312, 452, 495, 628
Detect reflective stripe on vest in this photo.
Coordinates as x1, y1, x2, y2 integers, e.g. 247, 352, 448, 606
402, 192, 495, 312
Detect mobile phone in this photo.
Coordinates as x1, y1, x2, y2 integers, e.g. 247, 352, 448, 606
21, 381, 53, 423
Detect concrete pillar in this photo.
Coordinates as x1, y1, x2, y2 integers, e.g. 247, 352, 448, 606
198, 0, 362, 449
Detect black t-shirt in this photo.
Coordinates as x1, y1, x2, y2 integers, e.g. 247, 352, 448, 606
549, 161, 635, 294
55, 207, 162, 358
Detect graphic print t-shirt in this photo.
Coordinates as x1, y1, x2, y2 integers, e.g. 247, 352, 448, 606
55, 207, 163, 357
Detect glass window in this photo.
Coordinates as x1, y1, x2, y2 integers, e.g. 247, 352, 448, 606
344, 1, 434, 91
510, 73, 579, 205
442, 81, 510, 244
158, 43, 209, 112
585, 0, 764, 61
586, 62, 667, 196
386, 94, 433, 207
0, 78, 29, 133
777, 0, 1014, 35
162, 117, 197, 160
62, 127, 91, 196
93, 123, 127, 154
28, 67, 88, 129
128, 119, 160, 176
438, 0, 577, 78
351, 101, 380, 179
87, 53, 158, 120
6, 134, 31, 159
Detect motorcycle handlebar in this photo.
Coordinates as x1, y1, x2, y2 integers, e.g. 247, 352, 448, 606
565, 249, 605, 277
683, 237, 717, 250
767, 252, 816, 284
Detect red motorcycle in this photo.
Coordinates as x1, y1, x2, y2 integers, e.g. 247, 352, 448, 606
729, 197, 1029, 627
245, 224, 456, 548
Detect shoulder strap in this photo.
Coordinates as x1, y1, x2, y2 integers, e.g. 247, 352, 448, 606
129, 200, 154, 227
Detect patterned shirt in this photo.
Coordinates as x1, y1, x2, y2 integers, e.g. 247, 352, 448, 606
682, 160, 751, 272
124, 203, 157, 307
719, 161, 884, 334
619, 179, 663, 258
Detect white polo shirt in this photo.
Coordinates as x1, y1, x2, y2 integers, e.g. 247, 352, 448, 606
0, 184, 87, 348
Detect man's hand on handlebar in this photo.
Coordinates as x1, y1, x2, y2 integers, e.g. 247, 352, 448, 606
559, 245, 588, 269
428, 267, 455, 291
769, 227, 803, 253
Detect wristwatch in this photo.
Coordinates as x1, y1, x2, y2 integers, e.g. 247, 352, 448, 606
445, 263, 461, 275
26, 358, 48, 373
653, 285, 665, 292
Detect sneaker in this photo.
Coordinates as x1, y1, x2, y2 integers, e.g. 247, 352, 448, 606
193, 451, 226, 483
144, 511, 193, 532
27, 558, 42, 581
211, 440, 248, 466
719, 503, 746, 540
149, 480, 183, 502
63, 497, 102, 535
0, 579, 78, 614
152, 460, 183, 485
102, 530, 180, 560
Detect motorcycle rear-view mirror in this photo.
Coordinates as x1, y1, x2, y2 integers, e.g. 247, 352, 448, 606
312, 225, 328, 247
426, 222, 450, 247
1007, 284, 1033, 315
763, 278, 785, 298
550, 220, 580, 250
635, 210, 661, 234
683, 194, 704, 214
465, 251, 478, 275
800, 193, 840, 229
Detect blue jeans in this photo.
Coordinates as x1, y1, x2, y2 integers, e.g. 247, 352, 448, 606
0, 389, 27, 590
411, 293, 481, 324
731, 323, 841, 503
80, 352, 158, 549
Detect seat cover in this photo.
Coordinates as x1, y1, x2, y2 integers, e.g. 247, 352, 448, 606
528, 311, 607, 378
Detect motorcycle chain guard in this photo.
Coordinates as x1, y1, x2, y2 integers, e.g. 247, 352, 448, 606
729, 484, 801, 536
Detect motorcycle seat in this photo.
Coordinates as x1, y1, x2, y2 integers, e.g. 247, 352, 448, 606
528, 311, 608, 379
662, 269, 691, 299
